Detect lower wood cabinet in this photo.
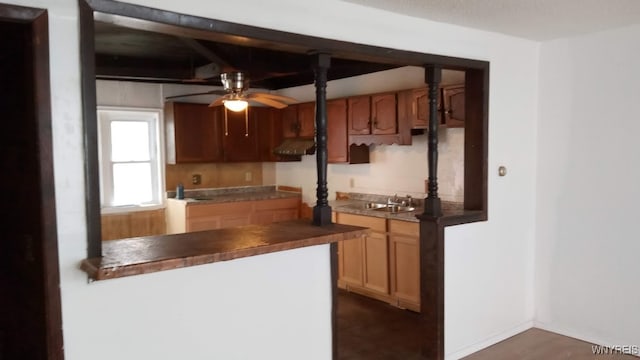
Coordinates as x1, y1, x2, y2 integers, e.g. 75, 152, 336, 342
335, 212, 420, 312
388, 219, 420, 312
166, 197, 300, 234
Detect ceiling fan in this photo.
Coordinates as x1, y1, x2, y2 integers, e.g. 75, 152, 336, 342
165, 71, 297, 111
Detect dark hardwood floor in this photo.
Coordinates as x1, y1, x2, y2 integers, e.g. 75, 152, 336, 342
337, 290, 638, 359
337, 290, 422, 359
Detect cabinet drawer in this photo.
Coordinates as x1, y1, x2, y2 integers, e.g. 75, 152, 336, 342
388, 219, 419, 237
252, 197, 300, 211
336, 213, 386, 232
187, 201, 252, 218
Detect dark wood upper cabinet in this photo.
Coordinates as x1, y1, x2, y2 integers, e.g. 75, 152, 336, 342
442, 85, 465, 128
347, 95, 371, 135
348, 93, 397, 136
297, 102, 315, 138
257, 107, 283, 162
327, 99, 348, 163
282, 102, 315, 138
370, 93, 397, 135
327, 98, 369, 164
399, 87, 436, 129
281, 105, 298, 138
165, 102, 223, 164
217, 106, 260, 162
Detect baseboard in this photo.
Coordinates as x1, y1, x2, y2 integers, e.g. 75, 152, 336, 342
533, 321, 640, 358
445, 320, 534, 360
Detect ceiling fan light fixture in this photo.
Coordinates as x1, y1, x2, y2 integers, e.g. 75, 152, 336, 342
223, 99, 249, 112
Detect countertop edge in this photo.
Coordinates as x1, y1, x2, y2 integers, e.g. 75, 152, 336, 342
81, 220, 368, 281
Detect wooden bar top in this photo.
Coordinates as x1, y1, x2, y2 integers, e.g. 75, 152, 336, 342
81, 220, 368, 281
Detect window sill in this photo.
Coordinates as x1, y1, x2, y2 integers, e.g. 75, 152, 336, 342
100, 203, 165, 215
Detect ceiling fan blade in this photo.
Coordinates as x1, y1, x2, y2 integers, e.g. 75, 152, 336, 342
208, 96, 227, 107
249, 96, 289, 109
165, 89, 227, 100
246, 92, 297, 103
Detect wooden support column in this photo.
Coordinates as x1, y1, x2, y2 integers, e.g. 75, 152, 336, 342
311, 52, 332, 226
423, 65, 442, 217
416, 64, 445, 359
329, 241, 339, 359
417, 219, 445, 359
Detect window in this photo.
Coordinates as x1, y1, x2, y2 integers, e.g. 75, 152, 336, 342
98, 108, 164, 211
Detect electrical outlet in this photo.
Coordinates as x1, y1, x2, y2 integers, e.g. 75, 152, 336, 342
245, 171, 252, 182
192, 174, 201, 185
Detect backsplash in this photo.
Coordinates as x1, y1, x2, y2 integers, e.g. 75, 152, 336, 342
165, 162, 264, 191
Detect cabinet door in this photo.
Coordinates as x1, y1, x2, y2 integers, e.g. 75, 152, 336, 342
220, 107, 260, 162
166, 102, 223, 163
411, 88, 429, 128
388, 220, 420, 312
371, 93, 397, 135
327, 98, 348, 163
257, 107, 281, 162
251, 197, 300, 225
186, 201, 252, 232
363, 231, 389, 294
348, 95, 371, 135
340, 237, 364, 287
297, 102, 315, 138
336, 213, 387, 294
442, 85, 465, 128
281, 105, 299, 138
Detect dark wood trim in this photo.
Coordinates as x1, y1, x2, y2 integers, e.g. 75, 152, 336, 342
0, 3, 45, 21
0, 3, 65, 358
464, 67, 489, 213
82, 0, 489, 268
32, 12, 65, 359
87, 0, 485, 70
330, 242, 339, 360
418, 219, 445, 359
423, 65, 443, 217
78, 2, 491, 360
79, 0, 102, 258
312, 53, 332, 225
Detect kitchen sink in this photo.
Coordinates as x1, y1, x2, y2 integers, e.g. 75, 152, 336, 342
361, 202, 388, 210
346, 201, 416, 213
372, 204, 416, 213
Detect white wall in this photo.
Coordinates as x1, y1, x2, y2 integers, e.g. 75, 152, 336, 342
535, 25, 640, 348
9, 0, 540, 358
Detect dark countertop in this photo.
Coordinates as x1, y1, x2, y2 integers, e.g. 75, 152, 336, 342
331, 199, 422, 222
167, 185, 301, 205
81, 219, 368, 281
330, 194, 465, 223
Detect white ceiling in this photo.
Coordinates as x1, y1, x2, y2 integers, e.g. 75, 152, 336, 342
343, 0, 640, 41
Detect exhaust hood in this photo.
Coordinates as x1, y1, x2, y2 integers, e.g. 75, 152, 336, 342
273, 138, 316, 156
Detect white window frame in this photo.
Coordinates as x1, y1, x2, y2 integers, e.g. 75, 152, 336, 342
97, 107, 165, 214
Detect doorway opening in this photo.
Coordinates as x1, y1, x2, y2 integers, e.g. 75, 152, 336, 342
0, 5, 63, 360
79, 1, 488, 358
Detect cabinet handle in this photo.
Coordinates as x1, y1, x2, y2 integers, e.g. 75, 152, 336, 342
244, 108, 249, 137
224, 107, 229, 136
412, 101, 416, 115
